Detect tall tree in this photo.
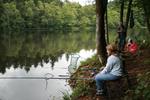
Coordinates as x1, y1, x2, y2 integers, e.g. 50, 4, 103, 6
120, 0, 124, 23
142, 0, 150, 33
96, 0, 107, 65
125, 0, 133, 34
0, 1, 3, 32
105, 0, 109, 44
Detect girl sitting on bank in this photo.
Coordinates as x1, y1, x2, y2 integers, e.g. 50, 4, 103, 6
95, 44, 123, 95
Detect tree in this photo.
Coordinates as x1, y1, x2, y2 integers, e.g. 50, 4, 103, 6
120, 0, 124, 23
124, 0, 133, 34
0, 1, 3, 32
95, 0, 107, 65
142, 0, 150, 33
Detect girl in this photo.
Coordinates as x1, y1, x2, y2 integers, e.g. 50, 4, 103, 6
95, 44, 123, 95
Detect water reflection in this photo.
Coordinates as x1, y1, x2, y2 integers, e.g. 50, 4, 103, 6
0, 50, 96, 100
0, 31, 96, 100
0, 31, 95, 73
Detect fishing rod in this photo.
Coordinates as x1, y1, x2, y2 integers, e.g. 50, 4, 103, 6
0, 76, 94, 80
0, 66, 97, 80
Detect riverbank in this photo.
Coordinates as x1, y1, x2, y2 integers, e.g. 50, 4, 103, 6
68, 47, 150, 100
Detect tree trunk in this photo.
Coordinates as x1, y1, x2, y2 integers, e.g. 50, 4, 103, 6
125, 0, 133, 35
129, 9, 134, 28
0, 1, 4, 33
120, 0, 124, 23
143, 0, 150, 33
105, 0, 109, 44
96, 0, 107, 65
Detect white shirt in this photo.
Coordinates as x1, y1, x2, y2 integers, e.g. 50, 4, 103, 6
100, 54, 123, 76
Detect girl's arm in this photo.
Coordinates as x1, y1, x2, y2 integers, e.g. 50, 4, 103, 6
100, 57, 113, 74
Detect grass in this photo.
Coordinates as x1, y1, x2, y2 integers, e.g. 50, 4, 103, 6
70, 82, 90, 100
80, 54, 101, 67
68, 55, 101, 100
61, 91, 71, 100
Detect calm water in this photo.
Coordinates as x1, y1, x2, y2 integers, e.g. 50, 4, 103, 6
0, 31, 96, 100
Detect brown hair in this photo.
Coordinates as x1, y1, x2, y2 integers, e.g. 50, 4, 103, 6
106, 44, 118, 53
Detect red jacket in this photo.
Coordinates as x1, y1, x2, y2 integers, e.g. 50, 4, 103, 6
127, 42, 138, 54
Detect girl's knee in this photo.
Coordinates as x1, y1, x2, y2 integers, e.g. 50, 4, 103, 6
95, 74, 102, 81
94, 74, 99, 81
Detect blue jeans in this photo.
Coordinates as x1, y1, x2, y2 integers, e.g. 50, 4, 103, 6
94, 73, 120, 90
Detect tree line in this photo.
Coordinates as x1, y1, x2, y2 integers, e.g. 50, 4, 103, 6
0, 0, 96, 32
0, 0, 149, 34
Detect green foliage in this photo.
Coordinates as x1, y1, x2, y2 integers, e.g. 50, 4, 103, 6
70, 55, 102, 99
80, 55, 101, 67
61, 91, 71, 100
134, 72, 150, 100
1, 0, 149, 33
107, 7, 119, 29
0, 0, 96, 32
124, 71, 150, 100
71, 81, 91, 100
108, 0, 149, 33
127, 30, 150, 49
1, 2, 24, 31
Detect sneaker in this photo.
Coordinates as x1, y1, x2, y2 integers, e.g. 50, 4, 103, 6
96, 89, 104, 96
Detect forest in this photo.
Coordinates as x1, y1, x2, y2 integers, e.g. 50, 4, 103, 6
0, 0, 150, 100
0, 0, 149, 33
0, 0, 96, 32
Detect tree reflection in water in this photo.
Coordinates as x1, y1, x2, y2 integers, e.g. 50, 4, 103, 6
0, 31, 95, 74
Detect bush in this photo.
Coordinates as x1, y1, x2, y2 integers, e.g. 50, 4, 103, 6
124, 71, 150, 100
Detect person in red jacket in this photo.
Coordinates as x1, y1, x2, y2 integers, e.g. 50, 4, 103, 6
126, 39, 138, 54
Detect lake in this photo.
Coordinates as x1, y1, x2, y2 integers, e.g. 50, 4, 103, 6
0, 31, 96, 100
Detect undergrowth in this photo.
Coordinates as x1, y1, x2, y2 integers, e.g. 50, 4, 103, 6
64, 31, 150, 100
124, 71, 150, 100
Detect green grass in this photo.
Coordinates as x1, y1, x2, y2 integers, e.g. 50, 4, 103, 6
80, 54, 101, 67
70, 81, 91, 100
61, 91, 71, 100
